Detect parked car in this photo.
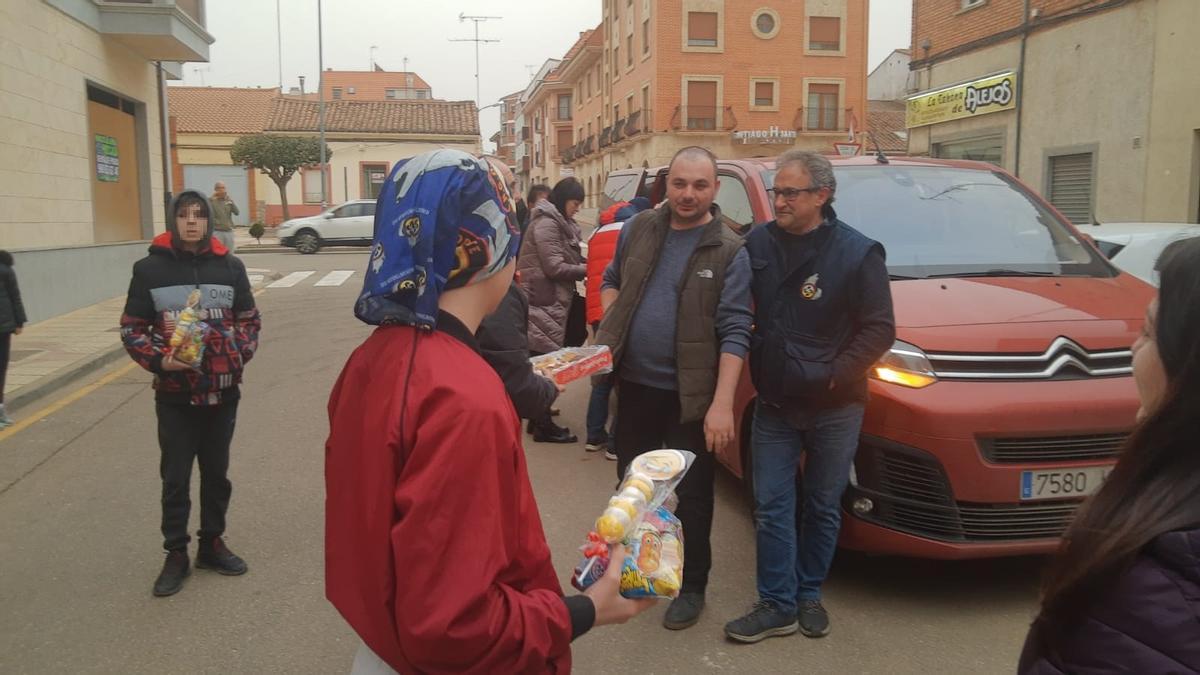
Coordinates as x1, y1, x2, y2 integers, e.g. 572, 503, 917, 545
277, 199, 376, 254
1076, 221, 1200, 285
627, 155, 1155, 559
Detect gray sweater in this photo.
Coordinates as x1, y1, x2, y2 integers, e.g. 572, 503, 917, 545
601, 221, 752, 391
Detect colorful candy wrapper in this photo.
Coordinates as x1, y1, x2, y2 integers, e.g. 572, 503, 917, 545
572, 449, 696, 599
167, 289, 210, 369
530, 346, 612, 386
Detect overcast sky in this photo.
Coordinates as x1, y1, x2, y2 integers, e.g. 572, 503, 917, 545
176, 0, 912, 150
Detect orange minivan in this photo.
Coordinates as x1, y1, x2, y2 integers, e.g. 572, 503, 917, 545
636, 155, 1154, 559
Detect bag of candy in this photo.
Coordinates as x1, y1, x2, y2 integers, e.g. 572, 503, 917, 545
167, 289, 211, 369
572, 449, 695, 599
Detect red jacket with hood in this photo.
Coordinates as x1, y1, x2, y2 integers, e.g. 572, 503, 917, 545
119, 190, 261, 405
325, 313, 590, 674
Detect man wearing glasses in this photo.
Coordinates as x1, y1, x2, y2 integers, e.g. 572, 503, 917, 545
724, 150, 894, 643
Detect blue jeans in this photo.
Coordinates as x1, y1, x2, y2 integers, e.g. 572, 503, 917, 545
752, 401, 865, 610
585, 375, 613, 444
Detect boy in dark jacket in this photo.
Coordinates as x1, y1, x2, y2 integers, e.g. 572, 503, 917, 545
120, 190, 261, 597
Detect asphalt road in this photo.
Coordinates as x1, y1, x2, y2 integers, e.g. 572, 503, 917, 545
0, 249, 1041, 674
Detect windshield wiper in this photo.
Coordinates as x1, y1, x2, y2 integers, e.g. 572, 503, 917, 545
923, 269, 1058, 279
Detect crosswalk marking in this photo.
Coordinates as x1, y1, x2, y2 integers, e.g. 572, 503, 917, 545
267, 271, 315, 288
248, 274, 264, 286
314, 270, 356, 287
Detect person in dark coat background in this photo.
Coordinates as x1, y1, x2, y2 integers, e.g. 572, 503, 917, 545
478, 281, 561, 422
520, 184, 551, 240
0, 249, 27, 428
1019, 236, 1200, 674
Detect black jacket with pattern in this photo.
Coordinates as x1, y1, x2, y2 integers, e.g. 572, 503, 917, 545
119, 191, 261, 405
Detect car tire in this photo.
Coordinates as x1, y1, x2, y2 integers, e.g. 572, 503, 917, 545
295, 230, 321, 254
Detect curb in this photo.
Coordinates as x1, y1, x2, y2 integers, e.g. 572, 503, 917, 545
7, 345, 129, 411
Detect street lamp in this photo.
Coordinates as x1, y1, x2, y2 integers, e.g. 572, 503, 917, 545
317, 0, 327, 208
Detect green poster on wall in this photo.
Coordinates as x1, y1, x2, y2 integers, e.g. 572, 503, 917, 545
95, 134, 119, 182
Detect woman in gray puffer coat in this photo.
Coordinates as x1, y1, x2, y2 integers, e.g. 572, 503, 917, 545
517, 177, 587, 356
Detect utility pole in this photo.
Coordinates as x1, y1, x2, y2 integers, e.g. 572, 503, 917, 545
276, 0, 283, 89
450, 13, 501, 108
317, 0, 327, 208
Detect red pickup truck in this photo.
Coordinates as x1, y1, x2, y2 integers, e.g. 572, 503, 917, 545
603, 155, 1154, 559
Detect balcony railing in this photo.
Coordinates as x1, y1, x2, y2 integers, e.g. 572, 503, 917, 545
670, 105, 736, 131
599, 126, 613, 148
612, 118, 626, 140
793, 107, 854, 133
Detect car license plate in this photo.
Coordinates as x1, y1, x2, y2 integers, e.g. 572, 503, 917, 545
1020, 467, 1112, 501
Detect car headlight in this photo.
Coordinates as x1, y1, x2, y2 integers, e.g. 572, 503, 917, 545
871, 340, 938, 389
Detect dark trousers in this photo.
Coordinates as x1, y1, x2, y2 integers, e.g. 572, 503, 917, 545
615, 379, 715, 593
156, 399, 238, 551
0, 331, 10, 404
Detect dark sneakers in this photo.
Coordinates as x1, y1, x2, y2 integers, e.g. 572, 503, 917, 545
153, 549, 190, 597
663, 591, 705, 630
532, 421, 578, 444
196, 537, 248, 576
798, 599, 831, 638
724, 600, 800, 643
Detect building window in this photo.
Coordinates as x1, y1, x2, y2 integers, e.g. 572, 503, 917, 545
807, 83, 839, 130
557, 94, 572, 120
587, 72, 593, 98
750, 78, 778, 110
642, 85, 651, 117
643, 18, 650, 54
361, 163, 388, 200
687, 12, 719, 47
302, 168, 323, 203
686, 79, 718, 130
627, 34, 633, 67
809, 16, 841, 51
934, 136, 1003, 165
614, 103, 621, 121
752, 8, 781, 39
332, 87, 343, 99
416, 90, 429, 99
613, 46, 620, 78
961, 0, 986, 8
347, 87, 356, 95
1047, 152, 1094, 225
386, 88, 398, 99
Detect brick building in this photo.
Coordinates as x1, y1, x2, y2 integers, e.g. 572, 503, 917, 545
319, 68, 434, 101
907, 0, 1200, 224
516, 0, 869, 207
492, 90, 523, 172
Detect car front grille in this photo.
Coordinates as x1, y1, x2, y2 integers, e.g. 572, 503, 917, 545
925, 336, 1132, 381
979, 433, 1127, 463
853, 440, 1082, 542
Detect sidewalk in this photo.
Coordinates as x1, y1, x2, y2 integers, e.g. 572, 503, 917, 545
3, 270, 279, 411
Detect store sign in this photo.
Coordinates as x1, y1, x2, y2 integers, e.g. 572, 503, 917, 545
95, 134, 119, 182
906, 71, 1017, 128
732, 127, 797, 145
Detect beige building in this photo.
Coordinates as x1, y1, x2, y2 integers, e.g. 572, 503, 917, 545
1, 0, 211, 321
171, 89, 481, 225
907, 0, 1200, 225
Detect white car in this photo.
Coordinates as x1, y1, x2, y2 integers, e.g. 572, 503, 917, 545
277, 199, 376, 254
1078, 222, 1200, 285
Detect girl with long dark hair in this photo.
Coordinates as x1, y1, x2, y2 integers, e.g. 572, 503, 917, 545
1019, 237, 1200, 672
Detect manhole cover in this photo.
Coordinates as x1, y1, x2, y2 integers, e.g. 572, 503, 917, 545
10, 350, 39, 363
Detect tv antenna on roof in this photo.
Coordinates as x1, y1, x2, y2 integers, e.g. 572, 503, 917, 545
450, 13, 501, 107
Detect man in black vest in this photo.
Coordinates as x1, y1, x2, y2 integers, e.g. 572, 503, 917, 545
725, 151, 894, 643
597, 146, 753, 630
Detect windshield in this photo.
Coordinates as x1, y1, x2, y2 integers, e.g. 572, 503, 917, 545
760, 166, 1114, 279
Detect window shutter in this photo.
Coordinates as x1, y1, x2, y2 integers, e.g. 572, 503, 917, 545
755, 81, 774, 105
688, 12, 718, 42
809, 17, 841, 49
1048, 153, 1093, 224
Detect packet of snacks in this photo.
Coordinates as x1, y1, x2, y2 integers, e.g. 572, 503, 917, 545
571, 449, 696, 599
167, 289, 211, 369
529, 346, 612, 386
